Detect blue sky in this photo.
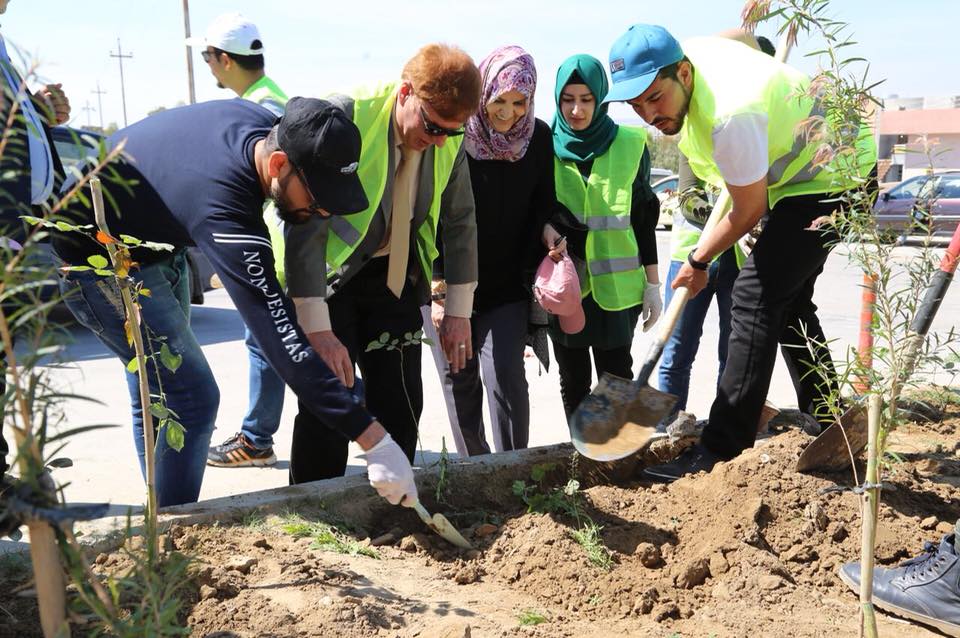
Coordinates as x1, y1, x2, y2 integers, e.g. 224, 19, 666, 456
5, 0, 957, 130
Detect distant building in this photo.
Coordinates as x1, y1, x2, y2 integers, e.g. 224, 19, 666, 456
877, 95, 960, 182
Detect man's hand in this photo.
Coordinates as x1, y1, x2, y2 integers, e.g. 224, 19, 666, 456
39, 83, 70, 125
358, 424, 417, 506
542, 223, 567, 263
439, 315, 472, 374
306, 330, 354, 388
671, 262, 709, 298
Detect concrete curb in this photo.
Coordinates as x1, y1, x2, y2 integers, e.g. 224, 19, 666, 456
73, 443, 576, 554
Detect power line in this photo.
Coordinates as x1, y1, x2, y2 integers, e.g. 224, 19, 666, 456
81, 100, 95, 128
91, 82, 106, 130
109, 38, 133, 127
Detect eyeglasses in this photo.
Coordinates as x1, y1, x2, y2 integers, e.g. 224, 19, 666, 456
418, 106, 464, 138
290, 165, 325, 214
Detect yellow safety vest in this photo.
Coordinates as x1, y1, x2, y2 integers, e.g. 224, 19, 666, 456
554, 126, 647, 311
678, 37, 876, 210
325, 82, 461, 283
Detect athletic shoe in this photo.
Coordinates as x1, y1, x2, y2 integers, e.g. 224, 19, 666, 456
207, 433, 277, 467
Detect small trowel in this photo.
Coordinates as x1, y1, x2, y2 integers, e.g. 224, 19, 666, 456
410, 500, 472, 550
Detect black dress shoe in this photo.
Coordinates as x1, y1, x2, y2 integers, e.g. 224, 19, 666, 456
643, 443, 724, 483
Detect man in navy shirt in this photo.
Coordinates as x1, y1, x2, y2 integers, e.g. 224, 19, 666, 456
53, 97, 419, 508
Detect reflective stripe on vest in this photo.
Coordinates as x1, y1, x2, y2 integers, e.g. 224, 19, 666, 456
678, 37, 876, 210
326, 82, 462, 284
554, 125, 647, 312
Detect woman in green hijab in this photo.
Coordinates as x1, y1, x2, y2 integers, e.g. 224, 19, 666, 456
542, 53, 663, 418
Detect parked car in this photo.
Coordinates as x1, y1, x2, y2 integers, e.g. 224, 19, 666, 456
42, 126, 214, 304
873, 170, 960, 242
652, 174, 679, 230
649, 167, 673, 186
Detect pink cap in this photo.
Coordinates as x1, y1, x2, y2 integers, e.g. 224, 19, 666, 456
534, 253, 585, 334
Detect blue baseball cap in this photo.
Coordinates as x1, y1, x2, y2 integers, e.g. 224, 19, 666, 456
604, 24, 684, 103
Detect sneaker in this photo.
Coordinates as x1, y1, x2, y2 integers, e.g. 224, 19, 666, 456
643, 442, 723, 483
838, 534, 960, 636
207, 433, 277, 467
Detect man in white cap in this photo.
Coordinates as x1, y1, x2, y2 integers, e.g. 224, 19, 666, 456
187, 12, 286, 116
188, 13, 291, 468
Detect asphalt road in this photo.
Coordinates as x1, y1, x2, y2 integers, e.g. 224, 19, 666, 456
16, 232, 960, 514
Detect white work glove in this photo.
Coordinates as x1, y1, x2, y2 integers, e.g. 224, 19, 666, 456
642, 283, 663, 332
360, 432, 417, 507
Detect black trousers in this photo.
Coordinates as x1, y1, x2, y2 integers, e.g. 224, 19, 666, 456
702, 193, 840, 459
552, 341, 634, 419
289, 258, 423, 484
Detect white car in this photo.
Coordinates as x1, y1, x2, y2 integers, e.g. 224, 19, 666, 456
652, 174, 679, 230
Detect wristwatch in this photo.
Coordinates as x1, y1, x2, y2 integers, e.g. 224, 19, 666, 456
687, 250, 709, 271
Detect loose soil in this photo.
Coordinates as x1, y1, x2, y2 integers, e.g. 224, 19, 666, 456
2, 403, 959, 637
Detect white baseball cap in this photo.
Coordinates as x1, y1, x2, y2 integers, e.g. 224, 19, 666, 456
185, 12, 264, 56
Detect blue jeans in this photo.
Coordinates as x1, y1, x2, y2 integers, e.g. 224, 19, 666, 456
57, 249, 218, 507
240, 327, 285, 449
658, 249, 739, 411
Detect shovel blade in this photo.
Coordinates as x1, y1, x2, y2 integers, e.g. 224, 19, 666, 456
569, 373, 677, 461
430, 513, 473, 550
796, 403, 869, 472
412, 501, 473, 550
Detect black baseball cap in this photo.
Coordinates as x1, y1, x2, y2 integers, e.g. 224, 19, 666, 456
277, 97, 368, 215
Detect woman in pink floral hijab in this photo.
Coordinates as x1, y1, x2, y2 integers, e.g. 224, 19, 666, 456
426, 45, 557, 458
464, 45, 538, 161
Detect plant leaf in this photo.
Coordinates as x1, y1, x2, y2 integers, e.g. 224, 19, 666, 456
86, 255, 109, 269
126, 357, 139, 374
159, 343, 182, 373
164, 419, 186, 451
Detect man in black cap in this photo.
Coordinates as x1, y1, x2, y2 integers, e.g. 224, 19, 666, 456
52, 98, 419, 509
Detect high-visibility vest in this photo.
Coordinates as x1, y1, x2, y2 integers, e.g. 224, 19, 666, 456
242, 76, 288, 117
325, 82, 462, 283
554, 126, 647, 311
678, 37, 876, 210
669, 209, 746, 267
241, 75, 289, 286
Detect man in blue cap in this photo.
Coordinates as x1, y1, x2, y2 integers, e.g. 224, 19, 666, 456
603, 24, 876, 480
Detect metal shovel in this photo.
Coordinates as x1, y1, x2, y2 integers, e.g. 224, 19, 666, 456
797, 222, 960, 472
410, 500, 473, 550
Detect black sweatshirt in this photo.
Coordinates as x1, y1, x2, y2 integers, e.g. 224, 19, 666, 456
52, 99, 373, 440
437, 118, 556, 315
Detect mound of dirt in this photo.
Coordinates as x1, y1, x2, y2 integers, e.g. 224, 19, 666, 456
2, 406, 958, 637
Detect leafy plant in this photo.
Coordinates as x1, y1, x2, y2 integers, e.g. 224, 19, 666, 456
517, 609, 548, 626
366, 328, 435, 464
570, 521, 613, 571
279, 513, 379, 559
743, 2, 960, 636
435, 436, 451, 504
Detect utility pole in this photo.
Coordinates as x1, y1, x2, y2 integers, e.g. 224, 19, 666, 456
109, 38, 133, 127
81, 100, 95, 128
91, 82, 106, 130
182, 0, 197, 104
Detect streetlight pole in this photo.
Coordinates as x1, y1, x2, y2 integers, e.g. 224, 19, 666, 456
109, 38, 133, 127
182, 0, 197, 104
91, 82, 106, 130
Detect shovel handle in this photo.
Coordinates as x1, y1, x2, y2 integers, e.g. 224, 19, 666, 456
910, 221, 960, 337
636, 190, 733, 385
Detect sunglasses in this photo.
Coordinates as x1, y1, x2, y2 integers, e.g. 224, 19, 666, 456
200, 50, 217, 63
418, 106, 464, 138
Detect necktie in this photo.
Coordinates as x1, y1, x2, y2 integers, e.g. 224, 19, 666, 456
386, 145, 421, 298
